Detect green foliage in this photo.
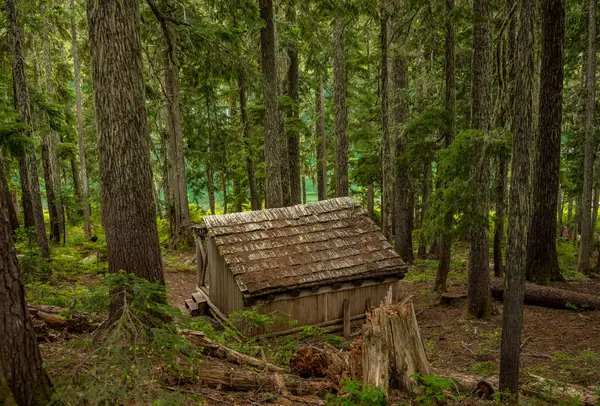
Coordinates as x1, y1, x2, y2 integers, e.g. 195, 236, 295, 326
412, 373, 453, 406
326, 380, 387, 406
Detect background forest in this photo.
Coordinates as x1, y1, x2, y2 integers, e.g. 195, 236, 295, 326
1, 0, 600, 404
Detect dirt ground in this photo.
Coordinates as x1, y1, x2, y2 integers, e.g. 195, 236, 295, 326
163, 265, 600, 404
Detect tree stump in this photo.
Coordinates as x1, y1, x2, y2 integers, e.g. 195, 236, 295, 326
361, 297, 430, 396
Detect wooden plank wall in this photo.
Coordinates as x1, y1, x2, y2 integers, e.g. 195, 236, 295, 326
245, 281, 399, 336
207, 237, 243, 315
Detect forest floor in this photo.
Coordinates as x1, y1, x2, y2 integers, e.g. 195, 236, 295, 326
22, 227, 600, 405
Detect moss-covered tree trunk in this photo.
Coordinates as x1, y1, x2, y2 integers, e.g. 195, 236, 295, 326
526, 0, 565, 284
286, 4, 301, 205
71, 0, 91, 238
435, 0, 456, 291
86, 0, 165, 320
467, 0, 492, 318
316, 78, 327, 201
333, 5, 348, 198
260, 0, 284, 208
578, 0, 597, 274
6, 0, 50, 260
499, 0, 535, 398
238, 72, 260, 210
380, 0, 393, 242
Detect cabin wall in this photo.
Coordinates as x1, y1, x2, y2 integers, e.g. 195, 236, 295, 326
207, 236, 243, 314
243, 280, 399, 336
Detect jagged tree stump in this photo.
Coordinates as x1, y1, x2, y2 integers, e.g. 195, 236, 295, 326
361, 298, 430, 396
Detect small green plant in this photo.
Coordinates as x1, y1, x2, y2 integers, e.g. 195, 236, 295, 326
468, 361, 496, 376
412, 373, 453, 405
326, 379, 387, 406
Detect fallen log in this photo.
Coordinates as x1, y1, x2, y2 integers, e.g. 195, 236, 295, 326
178, 329, 284, 373
490, 277, 600, 310
361, 298, 430, 396
27, 304, 95, 334
198, 365, 335, 396
436, 370, 598, 405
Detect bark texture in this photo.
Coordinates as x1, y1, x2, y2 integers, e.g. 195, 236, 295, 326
526, 0, 565, 284
239, 73, 260, 210
72, 0, 91, 238
286, 5, 301, 205
0, 163, 52, 405
380, 1, 393, 242
6, 0, 50, 259
499, 0, 535, 397
260, 0, 283, 208
467, 0, 493, 318
392, 54, 414, 262
86, 0, 165, 317
333, 8, 348, 197
577, 0, 597, 274
435, 0, 456, 292
316, 79, 327, 201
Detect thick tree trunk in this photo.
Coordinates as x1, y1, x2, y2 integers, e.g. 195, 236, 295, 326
238, 73, 259, 211
467, 0, 493, 319
333, 8, 348, 198
578, 0, 597, 274
286, 5, 301, 205
2, 164, 19, 231
526, 0, 565, 284
260, 0, 283, 208
0, 162, 52, 405
87, 0, 165, 320
72, 0, 91, 238
316, 79, 327, 201
380, 2, 393, 242
435, 0, 456, 292
392, 55, 414, 263
499, 0, 535, 398
6, 0, 50, 259
592, 188, 599, 245
493, 157, 507, 277
367, 183, 374, 219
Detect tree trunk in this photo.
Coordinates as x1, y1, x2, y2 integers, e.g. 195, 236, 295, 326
316, 78, 327, 201
71, 0, 91, 238
526, 0, 565, 284
87, 0, 165, 320
392, 54, 414, 263
592, 188, 599, 245
18, 159, 34, 228
302, 176, 307, 204
418, 165, 431, 258
467, 0, 493, 319
333, 7, 348, 198
493, 157, 507, 277
380, 1, 393, 243
286, 4, 301, 205
207, 157, 215, 215
221, 174, 228, 214
567, 198, 573, 240
499, 0, 535, 398
42, 30, 64, 244
578, 0, 597, 274
368, 182, 374, 219
260, 0, 283, 208
238, 73, 259, 211
435, 0, 456, 291
0, 161, 52, 405
2, 164, 19, 231
558, 188, 564, 226
6, 0, 50, 259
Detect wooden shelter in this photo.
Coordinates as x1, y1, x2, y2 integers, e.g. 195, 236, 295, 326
188, 197, 407, 336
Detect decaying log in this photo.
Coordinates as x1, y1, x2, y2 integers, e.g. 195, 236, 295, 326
490, 277, 600, 310
179, 329, 284, 373
27, 304, 95, 334
198, 365, 335, 396
361, 298, 430, 396
290, 344, 350, 382
437, 369, 598, 405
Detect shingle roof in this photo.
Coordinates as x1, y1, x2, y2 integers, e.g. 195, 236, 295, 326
198, 197, 406, 297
